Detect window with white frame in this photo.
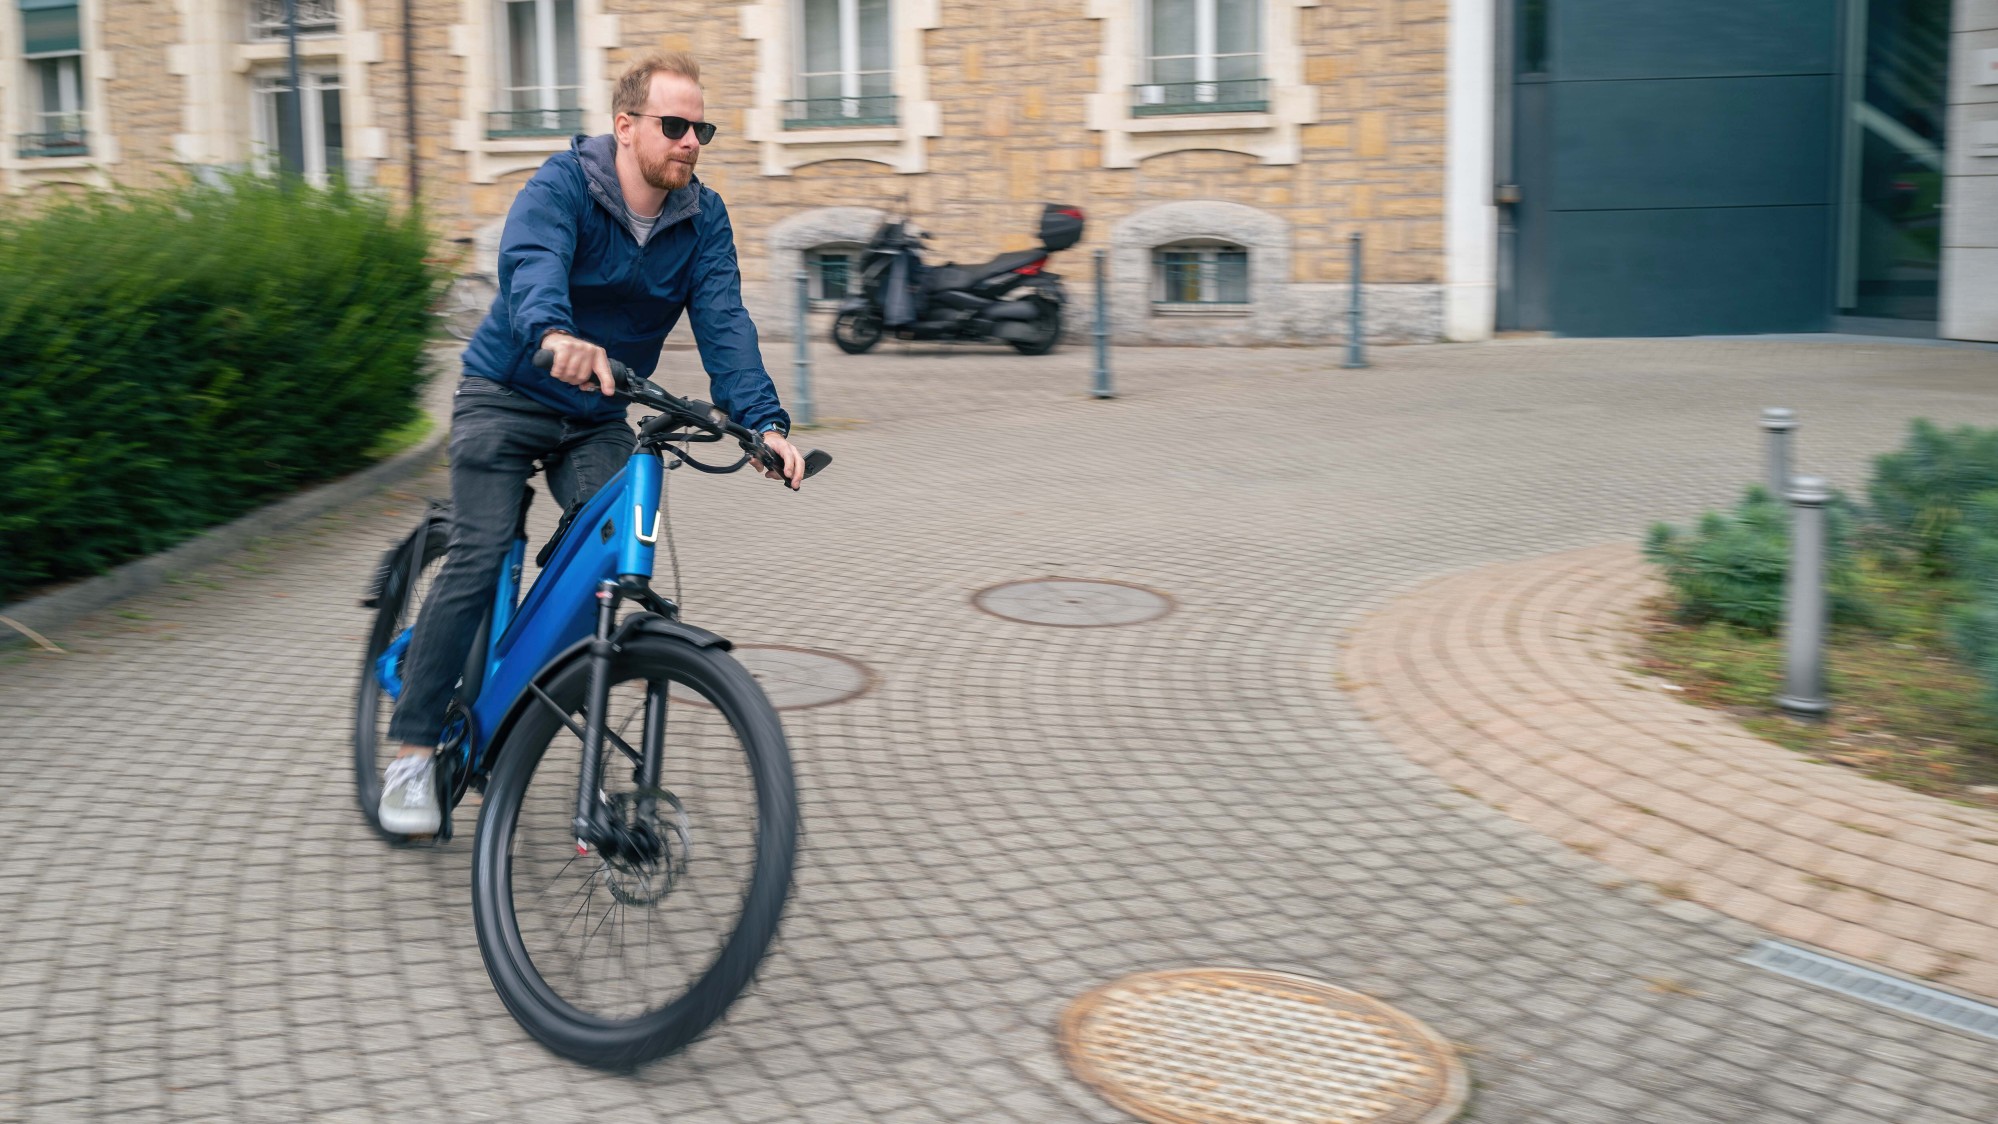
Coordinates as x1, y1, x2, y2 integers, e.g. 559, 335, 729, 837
247, 0, 338, 40
787, 0, 893, 128
807, 243, 866, 302
1153, 240, 1249, 307
252, 71, 345, 186
490, 0, 582, 138
1136, 0, 1265, 116
19, 0, 87, 157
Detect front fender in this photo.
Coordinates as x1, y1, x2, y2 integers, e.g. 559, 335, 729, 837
474, 612, 732, 774
835, 294, 873, 314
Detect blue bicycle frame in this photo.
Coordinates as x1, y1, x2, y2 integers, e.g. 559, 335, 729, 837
377, 447, 665, 778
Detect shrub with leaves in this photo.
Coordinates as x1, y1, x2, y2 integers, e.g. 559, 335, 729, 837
1645, 486, 1866, 635
1941, 493, 1998, 708
0, 175, 440, 602
1868, 419, 1998, 574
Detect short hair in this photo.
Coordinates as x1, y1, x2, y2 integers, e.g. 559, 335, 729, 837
614, 52, 702, 116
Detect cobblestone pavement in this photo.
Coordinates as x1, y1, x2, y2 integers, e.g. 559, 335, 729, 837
1347, 544, 1998, 1001
5, 337, 1998, 1123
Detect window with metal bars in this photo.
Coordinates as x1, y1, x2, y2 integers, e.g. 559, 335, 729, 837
786, 0, 894, 128
19, 1, 85, 157
808, 245, 866, 302
1135, 0, 1264, 115
1153, 241, 1250, 307
246, 0, 338, 39
490, 0, 582, 137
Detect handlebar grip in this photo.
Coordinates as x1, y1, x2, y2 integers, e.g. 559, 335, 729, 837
530, 347, 634, 389
756, 447, 832, 487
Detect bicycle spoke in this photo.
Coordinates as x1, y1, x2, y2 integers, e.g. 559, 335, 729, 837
506, 660, 762, 1023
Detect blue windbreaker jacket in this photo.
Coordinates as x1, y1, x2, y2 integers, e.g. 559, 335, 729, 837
461, 134, 789, 434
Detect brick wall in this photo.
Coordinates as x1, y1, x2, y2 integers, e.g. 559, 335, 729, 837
15, 0, 1453, 342
97, 0, 179, 179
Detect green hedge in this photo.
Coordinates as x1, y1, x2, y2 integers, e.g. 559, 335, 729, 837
0, 176, 441, 602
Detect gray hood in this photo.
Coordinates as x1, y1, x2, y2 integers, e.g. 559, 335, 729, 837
571, 133, 700, 245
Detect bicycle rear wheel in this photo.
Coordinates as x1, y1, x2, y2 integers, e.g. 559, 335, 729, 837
471, 632, 797, 1068
353, 517, 449, 843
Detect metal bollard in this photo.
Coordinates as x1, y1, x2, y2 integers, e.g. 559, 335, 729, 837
792, 270, 815, 428
1777, 474, 1831, 720
1091, 249, 1114, 399
1342, 231, 1367, 369
1760, 408, 1796, 499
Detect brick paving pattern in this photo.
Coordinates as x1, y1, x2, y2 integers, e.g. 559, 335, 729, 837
4, 338, 1998, 1122
1346, 544, 1998, 1000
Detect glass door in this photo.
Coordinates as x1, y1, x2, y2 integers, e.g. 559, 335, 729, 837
1837, 0, 1951, 326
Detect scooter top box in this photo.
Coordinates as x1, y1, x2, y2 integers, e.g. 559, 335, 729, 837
1039, 204, 1085, 252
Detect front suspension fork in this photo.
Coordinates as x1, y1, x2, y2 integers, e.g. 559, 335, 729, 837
573, 581, 621, 847
573, 581, 673, 853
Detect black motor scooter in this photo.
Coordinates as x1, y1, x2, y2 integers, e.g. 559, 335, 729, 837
830, 204, 1085, 355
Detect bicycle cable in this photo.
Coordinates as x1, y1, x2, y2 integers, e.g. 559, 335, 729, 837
661, 446, 684, 607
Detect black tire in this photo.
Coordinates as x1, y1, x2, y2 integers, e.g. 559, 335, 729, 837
353, 519, 449, 844
443, 273, 497, 341
831, 308, 883, 354
1009, 299, 1062, 355
471, 633, 797, 1068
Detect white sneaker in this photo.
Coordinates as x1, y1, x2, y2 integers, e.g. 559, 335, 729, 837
379, 754, 441, 834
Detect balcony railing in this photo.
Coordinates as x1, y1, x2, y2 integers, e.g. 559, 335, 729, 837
782, 95, 898, 130
18, 128, 88, 159
248, 0, 339, 39
1131, 78, 1269, 117
485, 107, 585, 139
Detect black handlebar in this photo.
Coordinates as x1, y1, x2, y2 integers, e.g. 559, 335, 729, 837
530, 348, 830, 486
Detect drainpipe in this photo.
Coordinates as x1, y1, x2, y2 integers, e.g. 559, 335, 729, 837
403, 0, 420, 203
282, 0, 304, 178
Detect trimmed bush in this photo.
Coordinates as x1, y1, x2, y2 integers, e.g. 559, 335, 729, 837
1645, 486, 1866, 635
1943, 493, 1998, 708
0, 176, 441, 602
1868, 419, 1998, 575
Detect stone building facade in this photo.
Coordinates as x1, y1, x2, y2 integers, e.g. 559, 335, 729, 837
2, 0, 1489, 345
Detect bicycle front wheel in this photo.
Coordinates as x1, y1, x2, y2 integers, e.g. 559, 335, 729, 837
471, 632, 797, 1068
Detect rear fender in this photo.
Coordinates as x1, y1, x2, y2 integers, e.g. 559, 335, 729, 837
362, 501, 450, 611
1020, 275, 1068, 305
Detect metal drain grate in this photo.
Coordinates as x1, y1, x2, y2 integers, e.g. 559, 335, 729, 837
1059, 968, 1467, 1124
1741, 941, 1998, 1042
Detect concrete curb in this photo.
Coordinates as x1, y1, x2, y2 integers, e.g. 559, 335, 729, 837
1, 392, 450, 653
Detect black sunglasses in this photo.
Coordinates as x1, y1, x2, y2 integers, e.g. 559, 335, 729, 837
629, 113, 717, 145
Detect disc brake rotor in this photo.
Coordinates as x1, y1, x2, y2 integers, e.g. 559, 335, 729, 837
602, 787, 691, 906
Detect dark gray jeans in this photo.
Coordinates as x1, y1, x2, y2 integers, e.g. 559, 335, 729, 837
387, 376, 633, 745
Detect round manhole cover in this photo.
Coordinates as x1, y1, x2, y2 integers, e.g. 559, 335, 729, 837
669, 645, 872, 710
1059, 968, 1468, 1124
974, 578, 1172, 627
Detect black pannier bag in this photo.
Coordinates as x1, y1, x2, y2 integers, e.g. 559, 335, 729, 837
1039, 204, 1085, 252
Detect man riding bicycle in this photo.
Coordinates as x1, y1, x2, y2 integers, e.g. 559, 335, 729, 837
381, 52, 805, 834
